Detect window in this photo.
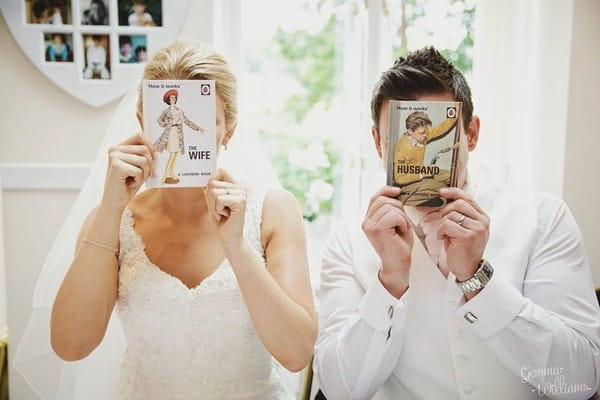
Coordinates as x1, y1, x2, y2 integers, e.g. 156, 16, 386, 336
222, 0, 476, 287
386, 0, 475, 75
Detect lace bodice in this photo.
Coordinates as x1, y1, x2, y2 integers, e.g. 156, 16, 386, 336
115, 190, 293, 399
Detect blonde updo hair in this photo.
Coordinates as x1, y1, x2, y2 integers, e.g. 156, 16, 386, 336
137, 41, 237, 131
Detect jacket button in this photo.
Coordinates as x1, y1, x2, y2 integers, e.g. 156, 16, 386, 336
463, 384, 474, 394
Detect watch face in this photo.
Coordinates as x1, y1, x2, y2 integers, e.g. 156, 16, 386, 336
481, 261, 493, 278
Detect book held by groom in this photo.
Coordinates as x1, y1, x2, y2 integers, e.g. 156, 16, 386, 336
386, 100, 462, 207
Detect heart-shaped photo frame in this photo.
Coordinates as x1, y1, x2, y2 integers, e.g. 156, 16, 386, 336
1, 0, 191, 107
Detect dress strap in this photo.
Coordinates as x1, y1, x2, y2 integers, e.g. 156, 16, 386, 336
117, 208, 145, 263
243, 189, 267, 257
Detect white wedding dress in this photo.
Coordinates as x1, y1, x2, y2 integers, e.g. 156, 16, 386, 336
115, 189, 293, 399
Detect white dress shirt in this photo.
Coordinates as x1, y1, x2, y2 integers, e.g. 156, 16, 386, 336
313, 181, 600, 400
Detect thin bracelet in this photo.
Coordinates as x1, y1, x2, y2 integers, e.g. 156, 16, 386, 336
82, 238, 119, 257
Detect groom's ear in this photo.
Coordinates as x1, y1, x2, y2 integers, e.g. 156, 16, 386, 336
371, 126, 383, 160
466, 115, 480, 151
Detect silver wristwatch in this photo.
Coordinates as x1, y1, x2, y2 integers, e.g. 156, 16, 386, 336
456, 259, 494, 294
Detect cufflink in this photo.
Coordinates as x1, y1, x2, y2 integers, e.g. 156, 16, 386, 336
464, 312, 478, 324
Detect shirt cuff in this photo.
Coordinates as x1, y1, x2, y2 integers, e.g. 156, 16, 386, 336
456, 272, 527, 340
359, 275, 409, 332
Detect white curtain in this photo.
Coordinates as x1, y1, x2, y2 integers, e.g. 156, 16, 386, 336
470, 0, 574, 195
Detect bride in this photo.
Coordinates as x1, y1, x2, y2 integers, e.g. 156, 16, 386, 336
17, 41, 317, 399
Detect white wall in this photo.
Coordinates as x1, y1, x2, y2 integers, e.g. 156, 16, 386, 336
0, 12, 109, 399
0, 1, 214, 398
563, 0, 600, 286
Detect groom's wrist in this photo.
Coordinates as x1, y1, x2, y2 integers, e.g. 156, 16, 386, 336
378, 268, 409, 299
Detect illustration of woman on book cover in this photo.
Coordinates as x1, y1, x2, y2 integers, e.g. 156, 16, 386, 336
154, 89, 204, 184
393, 110, 458, 206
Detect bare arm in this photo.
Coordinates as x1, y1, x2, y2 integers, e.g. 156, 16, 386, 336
50, 133, 155, 361
50, 205, 121, 361
205, 173, 317, 372
228, 190, 317, 372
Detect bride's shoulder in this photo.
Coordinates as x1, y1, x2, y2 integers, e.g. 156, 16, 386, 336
261, 189, 300, 214
260, 189, 304, 243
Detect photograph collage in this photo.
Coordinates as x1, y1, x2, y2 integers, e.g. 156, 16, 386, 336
24, 0, 161, 79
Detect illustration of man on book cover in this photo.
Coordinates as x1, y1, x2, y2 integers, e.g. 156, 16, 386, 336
387, 101, 461, 207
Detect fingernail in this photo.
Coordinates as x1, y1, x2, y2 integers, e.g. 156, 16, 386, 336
153, 152, 159, 159
439, 188, 449, 194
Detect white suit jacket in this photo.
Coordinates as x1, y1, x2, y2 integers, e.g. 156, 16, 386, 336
313, 181, 600, 400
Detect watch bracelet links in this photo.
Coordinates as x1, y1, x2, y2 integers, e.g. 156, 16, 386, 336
456, 259, 493, 293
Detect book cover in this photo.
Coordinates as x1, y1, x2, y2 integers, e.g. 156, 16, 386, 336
386, 100, 462, 207
142, 79, 216, 188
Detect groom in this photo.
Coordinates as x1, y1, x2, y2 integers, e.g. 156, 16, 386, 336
313, 47, 600, 399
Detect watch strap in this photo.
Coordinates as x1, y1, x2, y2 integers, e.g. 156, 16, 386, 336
456, 259, 494, 294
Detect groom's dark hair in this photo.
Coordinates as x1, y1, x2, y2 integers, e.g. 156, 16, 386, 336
370, 47, 473, 132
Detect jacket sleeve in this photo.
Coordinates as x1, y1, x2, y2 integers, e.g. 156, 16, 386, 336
313, 224, 410, 400
426, 117, 457, 143
456, 193, 600, 399
183, 114, 201, 131
157, 109, 170, 128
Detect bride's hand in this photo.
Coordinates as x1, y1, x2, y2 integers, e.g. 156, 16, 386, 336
102, 132, 156, 211
205, 169, 247, 252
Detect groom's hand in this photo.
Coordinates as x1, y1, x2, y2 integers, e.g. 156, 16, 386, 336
362, 186, 414, 298
438, 187, 489, 283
